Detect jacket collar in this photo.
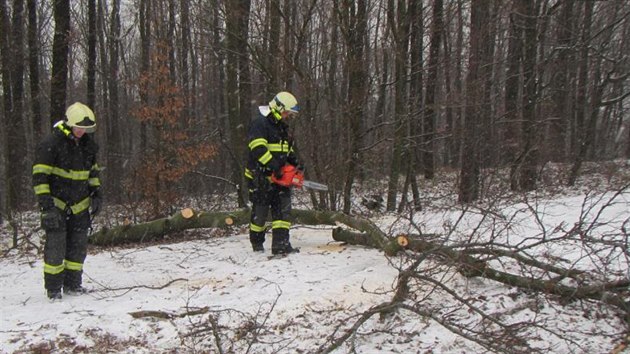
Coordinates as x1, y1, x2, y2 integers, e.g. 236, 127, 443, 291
54, 121, 73, 138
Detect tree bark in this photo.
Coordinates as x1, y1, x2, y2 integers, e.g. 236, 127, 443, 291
422, 0, 442, 180
224, 0, 251, 208
335, 0, 368, 214
50, 0, 70, 123
27, 0, 42, 139
8, 0, 28, 212
458, 0, 489, 203
179, 0, 191, 121
386, 0, 410, 211
139, 0, 150, 156
406, 0, 422, 210
0, 0, 13, 238
86, 0, 96, 109
505, 0, 523, 190
547, 0, 574, 162
566, 1, 595, 187
518, 0, 538, 191
106, 0, 122, 199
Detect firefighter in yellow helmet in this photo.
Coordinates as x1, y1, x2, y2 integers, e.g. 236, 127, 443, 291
244, 92, 302, 255
32, 102, 102, 300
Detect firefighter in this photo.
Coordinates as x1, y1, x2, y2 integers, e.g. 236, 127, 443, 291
245, 91, 302, 255
32, 102, 102, 300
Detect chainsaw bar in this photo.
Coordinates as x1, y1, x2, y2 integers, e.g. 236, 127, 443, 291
302, 180, 329, 191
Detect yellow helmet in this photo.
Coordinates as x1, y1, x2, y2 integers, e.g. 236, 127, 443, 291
269, 92, 299, 115
65, 102, 96, 132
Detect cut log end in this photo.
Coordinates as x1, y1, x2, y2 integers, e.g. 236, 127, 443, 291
225, 217, 234, 225
181, 208, 195, 219
396, 235, 409, 247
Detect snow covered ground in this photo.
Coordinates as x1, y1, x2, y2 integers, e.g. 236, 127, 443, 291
1, 226, 403, 353
1, 166, 629, 353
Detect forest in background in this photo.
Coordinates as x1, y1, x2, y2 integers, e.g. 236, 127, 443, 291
1, 0, 629, 223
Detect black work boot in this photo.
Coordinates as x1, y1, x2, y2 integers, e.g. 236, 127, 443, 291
47, 289, 62, 301
252, 243, 265, 252
250, 231, 266, 253
272, 243, 300, 255
65, 285, 89, 296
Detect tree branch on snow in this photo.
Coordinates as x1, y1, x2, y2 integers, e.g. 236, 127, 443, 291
321, 187, 630, 352
334, 220, 630, 316
129, 307, 209, 320
90, 278, 188, 298
180, 281, 290, 353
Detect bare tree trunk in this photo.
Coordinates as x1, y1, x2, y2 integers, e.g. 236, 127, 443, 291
27, 0, 42, 139
8, 0, 28, 212
50, 0, 70, 123
571, 1, 594, 157
518, 0, 539, 191
505, 0, 523, 190
179, 0, 191, 120
547, 0, 574, 162
406, 0, 422, 210
96, 0, 109, 126
224, 0, 251, 207
386, 0, 410, 212
567, 1, 594, 186
480, 2, 497, 168
106, 0, 122, 198
459, 0, 490, 203
451, 0, 465, 169
422, 0, 442, 180
167, 0, 176, 81
0, 0, 11, 121
87, 0, 96, 109
335, 0, 368, 214
266, 0, 281, 90
139, 0, 150, 155
0, 0, 12, 228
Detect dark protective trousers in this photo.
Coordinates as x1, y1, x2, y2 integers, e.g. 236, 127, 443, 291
43, 212, 90, 291
249, 184, 292, 252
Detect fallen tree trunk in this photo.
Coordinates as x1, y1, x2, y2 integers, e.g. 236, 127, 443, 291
90, 208, 388, 247
333, 228, 485, 271
90, 209, 250, 245
332, 228, 630, 321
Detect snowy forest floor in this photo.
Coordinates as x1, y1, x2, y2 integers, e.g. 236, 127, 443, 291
1, 160, 630, 354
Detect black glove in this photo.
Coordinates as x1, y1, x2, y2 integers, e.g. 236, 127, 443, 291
38, 195, 55, 211
90, 191, 102, 216
41, 208, 65, 231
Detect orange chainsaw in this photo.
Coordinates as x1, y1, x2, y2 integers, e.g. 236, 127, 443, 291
271, 164, 329, 191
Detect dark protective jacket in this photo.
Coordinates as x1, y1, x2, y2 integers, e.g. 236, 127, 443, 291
245, 106, 299, 187
32, 121, 101, 215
